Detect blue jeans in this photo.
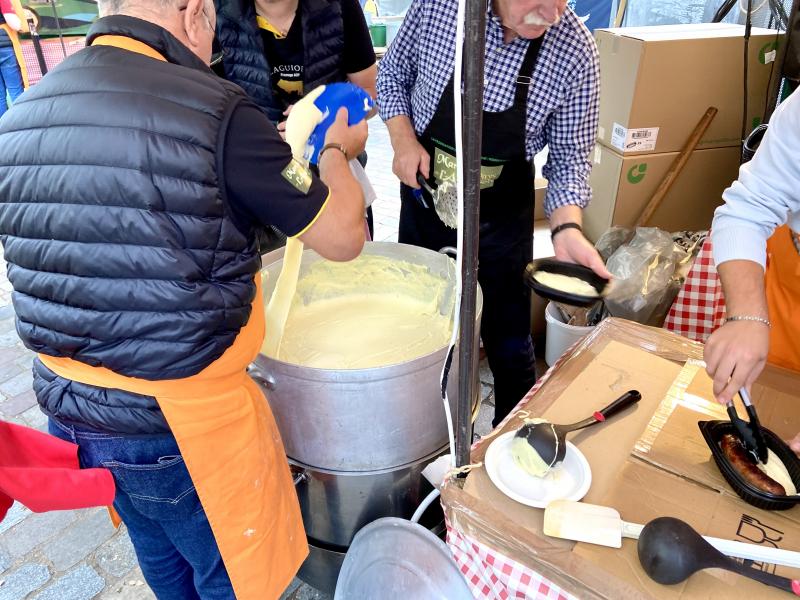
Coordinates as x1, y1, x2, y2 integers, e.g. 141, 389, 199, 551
0, 45, 24, 118
49, 418, 235, 600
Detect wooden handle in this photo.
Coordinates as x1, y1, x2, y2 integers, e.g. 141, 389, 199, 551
635, 107, 718, 228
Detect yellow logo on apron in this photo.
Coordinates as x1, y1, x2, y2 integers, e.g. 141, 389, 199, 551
433, 147, 504, 190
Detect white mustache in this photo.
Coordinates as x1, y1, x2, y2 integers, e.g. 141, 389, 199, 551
522, 11, 560, 26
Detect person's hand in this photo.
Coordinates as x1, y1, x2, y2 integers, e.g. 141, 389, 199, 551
552, 228, 612, 279
275, 105, 294, 140
324, 107, 368, 160
704, 321, 769, 404
391, 133, 430, 188
788, 433, 800, 455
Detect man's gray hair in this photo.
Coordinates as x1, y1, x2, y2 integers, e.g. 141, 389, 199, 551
96, 0, 177, 15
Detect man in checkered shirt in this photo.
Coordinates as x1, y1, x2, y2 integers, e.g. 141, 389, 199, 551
378, 0, 610, 426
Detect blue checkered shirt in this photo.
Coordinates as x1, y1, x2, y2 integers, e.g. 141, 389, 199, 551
377, 1, 600, 218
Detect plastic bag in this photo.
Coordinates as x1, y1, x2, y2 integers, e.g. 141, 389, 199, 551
603, 227, 689, 326
595, 226, 635, 262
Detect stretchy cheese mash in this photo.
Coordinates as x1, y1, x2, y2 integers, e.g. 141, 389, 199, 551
264, 254, 454, 369
533, 271, 599, 298
760, 450, 798, 495
512, 418, 556, 478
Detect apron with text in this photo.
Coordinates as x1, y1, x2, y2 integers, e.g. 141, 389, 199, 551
399, 37, 542, 424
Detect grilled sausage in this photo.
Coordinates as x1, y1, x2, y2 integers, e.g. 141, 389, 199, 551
720, 434, 786, 496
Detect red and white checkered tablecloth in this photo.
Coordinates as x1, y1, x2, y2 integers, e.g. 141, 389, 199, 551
663, 236, 726, 343
447, 523, 576, 600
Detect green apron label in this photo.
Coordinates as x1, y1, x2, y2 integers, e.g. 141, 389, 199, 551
281, 158, 312, 194
433, 147, 504, 190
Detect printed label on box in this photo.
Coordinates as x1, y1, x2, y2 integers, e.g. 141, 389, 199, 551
610, 123, 627, 151
612, 125, 660, 153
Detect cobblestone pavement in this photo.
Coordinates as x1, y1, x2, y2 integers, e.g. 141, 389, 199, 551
0, 119, 502, 599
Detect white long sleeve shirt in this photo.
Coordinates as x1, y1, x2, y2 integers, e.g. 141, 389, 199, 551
712, 90, 800, 268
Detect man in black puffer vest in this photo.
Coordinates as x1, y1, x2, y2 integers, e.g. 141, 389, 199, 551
215, 0, 376, 123
0, 0, 367, 597
215, 0, 378, 248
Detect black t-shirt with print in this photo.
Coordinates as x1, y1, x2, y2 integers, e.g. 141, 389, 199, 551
259, 0, 375, 110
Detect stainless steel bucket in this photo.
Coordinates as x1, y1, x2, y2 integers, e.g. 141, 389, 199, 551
291, 445, 448, 548
250, 242, 483, 471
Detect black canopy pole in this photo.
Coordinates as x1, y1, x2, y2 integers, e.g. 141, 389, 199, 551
27, 17, 48, 77
455, 0, 487, 469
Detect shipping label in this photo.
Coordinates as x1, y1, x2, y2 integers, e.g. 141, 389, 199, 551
611, 123, 660, 153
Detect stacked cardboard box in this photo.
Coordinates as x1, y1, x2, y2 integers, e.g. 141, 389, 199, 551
584, 24, 783, 242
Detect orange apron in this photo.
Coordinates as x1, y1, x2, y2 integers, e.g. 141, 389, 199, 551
765, 225, 800, 372
38, 35, 307, 600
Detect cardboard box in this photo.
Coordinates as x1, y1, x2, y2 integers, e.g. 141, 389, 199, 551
584, 143, 740, 242
595, 24, 783, 156
441, 319, 800, 599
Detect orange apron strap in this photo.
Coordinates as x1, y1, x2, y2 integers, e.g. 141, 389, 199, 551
91, 35, 168, 62
0, 23, 27, 88
765, 225, 800, 372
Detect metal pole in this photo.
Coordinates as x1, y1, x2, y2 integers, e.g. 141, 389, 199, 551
27, 17, 48, 77
455, 0, 486, 469
48, 0, 67, 57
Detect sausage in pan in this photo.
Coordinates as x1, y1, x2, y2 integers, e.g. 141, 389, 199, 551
720, 434, 786, 496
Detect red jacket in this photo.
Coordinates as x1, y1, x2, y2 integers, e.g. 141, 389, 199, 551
0, 420, 115, 521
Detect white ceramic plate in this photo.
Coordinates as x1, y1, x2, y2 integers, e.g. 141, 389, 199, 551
485, 431, 592, 508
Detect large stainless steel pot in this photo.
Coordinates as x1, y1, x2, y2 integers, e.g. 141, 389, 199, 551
291, 445, 447, 548
250, 242, 483, 471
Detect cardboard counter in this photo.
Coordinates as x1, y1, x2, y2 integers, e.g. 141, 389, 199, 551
441, 318, 800, 599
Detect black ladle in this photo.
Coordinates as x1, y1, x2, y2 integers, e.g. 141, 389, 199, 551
638, 517, 800, 595
515, 390, 641, 467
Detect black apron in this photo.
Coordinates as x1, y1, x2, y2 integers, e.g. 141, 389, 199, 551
399, 38, 542, 426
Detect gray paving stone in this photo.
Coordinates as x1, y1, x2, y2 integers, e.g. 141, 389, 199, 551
100, 569, 154, 600
0, 390, 36, 417
0, 503, 31, 535
480, 382, 494, 404
279, 578, 303, 599
95, 529, 137, 579
290, 583, 331, 600
32, 565, 105, 600
0, 547, 10, 574
0, 331, 18, 349
0, 305, 15, 321
0, 359, 22, 385
44, 509, 116, 571
0, 320, 15, 336
478, 358, 494, 385
0, 564, 50, 600
3, 510, 78, 558
20, 405, 47, 431
473, 400, 496, 439
13, 354, 32, 372
0, 372, 31, 398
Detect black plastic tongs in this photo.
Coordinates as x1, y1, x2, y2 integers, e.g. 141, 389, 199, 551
727, 389, 769, 464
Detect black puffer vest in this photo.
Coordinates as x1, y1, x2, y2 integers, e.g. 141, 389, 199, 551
215, 0, 346, 122
0, 16, 261, 433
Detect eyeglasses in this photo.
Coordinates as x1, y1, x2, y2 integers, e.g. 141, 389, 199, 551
210, 50, 225, 67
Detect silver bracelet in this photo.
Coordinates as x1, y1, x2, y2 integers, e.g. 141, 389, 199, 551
725, 315, 771, 328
